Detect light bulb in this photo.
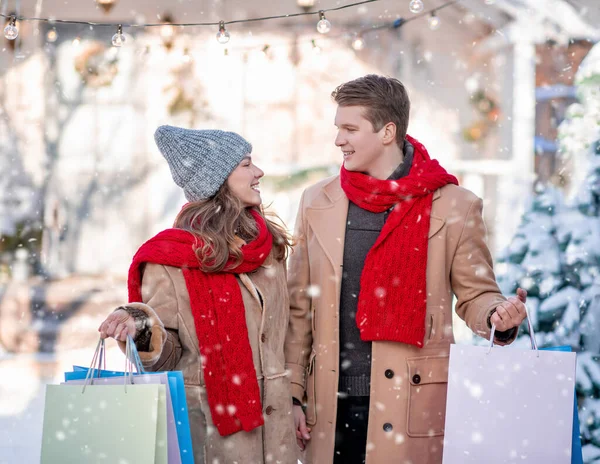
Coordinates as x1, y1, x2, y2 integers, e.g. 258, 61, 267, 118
96, 0, 117, 14
111, 24, 125, 47
4, 16, 18, 41
46, 28, 58, 42
352, 35, 365, 51
428, 13, 440, 30
317, 11, 331, 34
216, 21, 230, 44
409, 0, 424, 14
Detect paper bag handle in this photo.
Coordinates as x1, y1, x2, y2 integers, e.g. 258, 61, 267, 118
82, 336, 140, 393
487, 303, 538, 354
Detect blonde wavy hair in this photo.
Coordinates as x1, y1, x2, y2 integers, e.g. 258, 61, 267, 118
174, 182, 292, 273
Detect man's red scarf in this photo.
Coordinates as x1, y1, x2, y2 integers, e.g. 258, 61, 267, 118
128, 209, 272, 436
340, 135, 458, 347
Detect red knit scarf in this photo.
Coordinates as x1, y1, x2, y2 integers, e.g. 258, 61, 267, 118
127, 209, 272, 436
340, 135, 459, 347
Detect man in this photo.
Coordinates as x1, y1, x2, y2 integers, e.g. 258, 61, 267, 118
284, 74, 527, 464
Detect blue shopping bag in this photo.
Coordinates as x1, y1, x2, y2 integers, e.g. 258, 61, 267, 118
542, 346, 583, 464
66, 339, 194, 464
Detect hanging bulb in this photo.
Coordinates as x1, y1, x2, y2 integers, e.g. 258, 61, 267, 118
352, 35, 365, 51
4, 16, 18, 41
409, 0, 424, 14
316, 11, 331, 34
428, 12, 440, 30
311, 39, 321, 54
46, 28, 58, 43
111, 24, 125, 47
216, 21, 230, 44
96, 0, 117, 14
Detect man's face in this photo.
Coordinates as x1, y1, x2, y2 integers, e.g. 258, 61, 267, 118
334, 105, 385, 175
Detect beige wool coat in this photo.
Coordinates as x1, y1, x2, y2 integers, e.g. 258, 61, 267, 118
121, 253, 299, 464
284, 176, 516, 464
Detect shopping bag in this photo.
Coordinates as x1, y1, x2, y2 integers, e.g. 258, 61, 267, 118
442, 311, 577, 463
542, 346, 583, 464
67, 338, 194, 464
42, 338, 165, 463
64, 374, 173, 464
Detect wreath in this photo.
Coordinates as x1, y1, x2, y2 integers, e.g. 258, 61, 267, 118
74, 42, 119, 87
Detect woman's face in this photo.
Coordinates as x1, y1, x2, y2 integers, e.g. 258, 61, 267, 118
226, 155, 264, 208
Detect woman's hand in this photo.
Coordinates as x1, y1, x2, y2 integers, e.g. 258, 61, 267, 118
98, 308, 137, 342
293, 404, 311, 451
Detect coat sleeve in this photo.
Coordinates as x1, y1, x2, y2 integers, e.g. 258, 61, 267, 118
117, 263, 183, 370
285, 190, 314, 401
450, 196, 517, 345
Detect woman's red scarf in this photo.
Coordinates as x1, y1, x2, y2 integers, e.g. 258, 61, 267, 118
340, 135, 458, 347
128, 209, 272, 436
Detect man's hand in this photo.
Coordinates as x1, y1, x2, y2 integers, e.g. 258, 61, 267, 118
490, 288, 527, 332
293, 404, 311, 451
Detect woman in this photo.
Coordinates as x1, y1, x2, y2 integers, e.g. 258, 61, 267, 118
98, 126, 298, 464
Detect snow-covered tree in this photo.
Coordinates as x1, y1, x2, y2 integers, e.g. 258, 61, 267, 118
496, 41, 600, 461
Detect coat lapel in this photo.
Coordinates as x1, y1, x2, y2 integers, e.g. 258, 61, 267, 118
305, 179, 445, 270
429, 189, 445, 238
305, 177, 348, 279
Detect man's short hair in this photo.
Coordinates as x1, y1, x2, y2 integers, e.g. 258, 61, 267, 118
332, 74, 410, 147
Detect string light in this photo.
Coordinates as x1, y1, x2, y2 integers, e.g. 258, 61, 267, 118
428, 11, 440, 30
111, 24, 125, 47
297, 0, 316, 12
216, 20, 230, 44
316, 11, 331, 34
159, 14, 176, 50
352, 34, 365, 50
409, 0, 425, 14
4, 16, 18, 40
96, 0, 117, 14
0, 0, 459, 51
46, 28, 58, 42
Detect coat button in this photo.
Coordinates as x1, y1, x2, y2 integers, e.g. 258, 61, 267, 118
265, 406, 274, 415
260, 333, 267, 343
384, 369, 394, 379
412, 374, 421, 384
383, 423, 393, 432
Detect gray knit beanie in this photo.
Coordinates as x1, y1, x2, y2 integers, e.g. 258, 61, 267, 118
154, 125, 253, 201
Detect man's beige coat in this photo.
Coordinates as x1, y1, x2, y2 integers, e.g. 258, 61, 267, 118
285, 176, 514, 464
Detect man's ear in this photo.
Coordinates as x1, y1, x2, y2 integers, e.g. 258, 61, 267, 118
382, 122, 397, 145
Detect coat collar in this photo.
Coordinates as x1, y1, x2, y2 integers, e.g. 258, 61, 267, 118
305, 176, 445, 275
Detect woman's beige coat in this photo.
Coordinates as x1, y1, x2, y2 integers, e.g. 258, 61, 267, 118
122, 254, 298, 464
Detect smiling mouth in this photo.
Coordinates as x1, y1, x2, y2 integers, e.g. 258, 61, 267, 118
343, 151, 355, 158
251, 183, 261, 192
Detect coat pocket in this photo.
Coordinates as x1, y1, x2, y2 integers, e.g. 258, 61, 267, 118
305, 350, 317, 426
406, 355, 449, 438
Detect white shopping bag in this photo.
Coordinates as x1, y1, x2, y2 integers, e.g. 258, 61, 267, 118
442, 312, 576, 464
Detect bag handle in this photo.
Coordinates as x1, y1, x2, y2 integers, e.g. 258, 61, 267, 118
81, 336, 142, 393
487, 303, 538, 355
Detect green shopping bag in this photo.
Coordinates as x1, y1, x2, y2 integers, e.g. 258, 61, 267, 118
41, 338, 168, 464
